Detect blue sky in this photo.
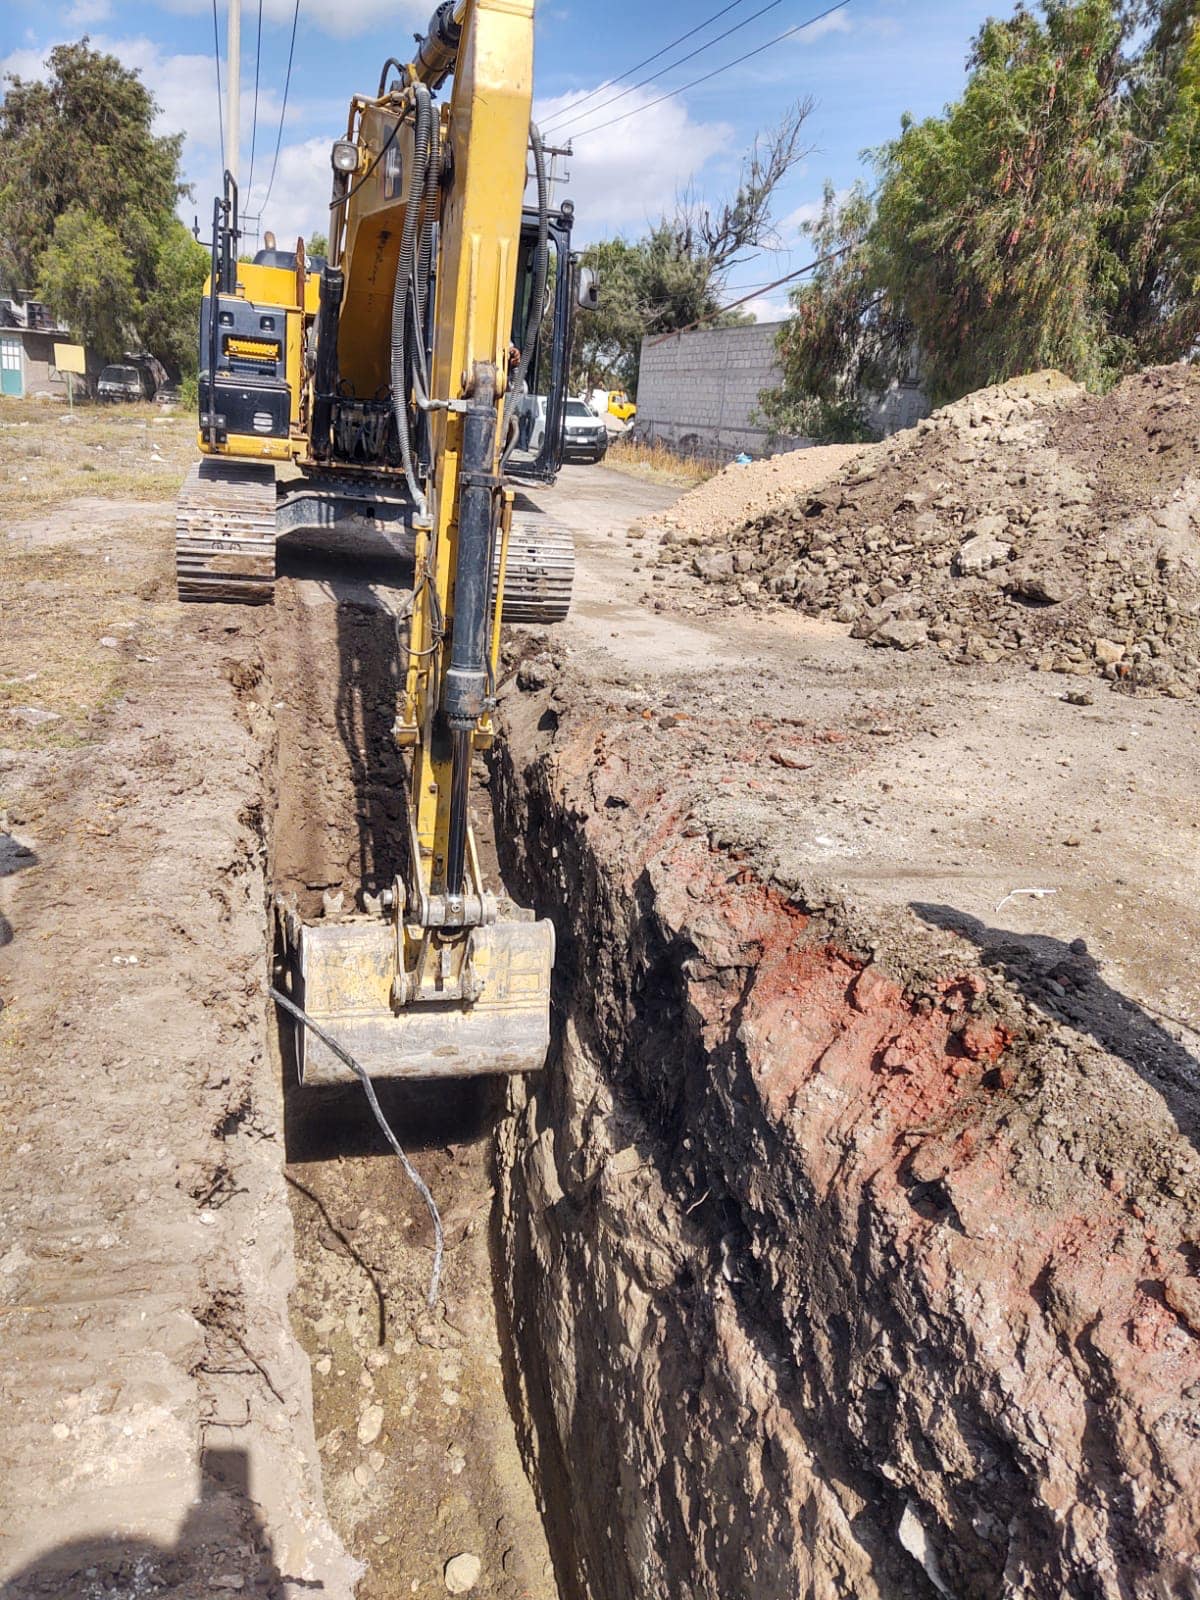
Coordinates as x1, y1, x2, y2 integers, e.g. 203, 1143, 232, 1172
1, 0, 1004, 319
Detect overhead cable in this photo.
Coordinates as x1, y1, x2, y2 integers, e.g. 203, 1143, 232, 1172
646, 242, 853, 345
545, 0, 788, 139
539, 0, 759, 132
570, 0, 851, 141
259, 0, 302, 219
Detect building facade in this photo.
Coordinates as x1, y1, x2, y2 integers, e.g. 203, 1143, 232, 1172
0, 298, 89, 399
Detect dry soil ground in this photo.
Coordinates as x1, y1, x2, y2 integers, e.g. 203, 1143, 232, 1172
2, 395, 1199, 1598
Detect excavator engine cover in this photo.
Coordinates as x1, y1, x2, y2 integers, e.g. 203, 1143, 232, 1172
292, 914, 554, 1084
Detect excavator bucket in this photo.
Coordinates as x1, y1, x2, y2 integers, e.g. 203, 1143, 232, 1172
288, 914, 555, 1085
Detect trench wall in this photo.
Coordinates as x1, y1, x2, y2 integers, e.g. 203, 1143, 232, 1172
490, 670, 1200, 1600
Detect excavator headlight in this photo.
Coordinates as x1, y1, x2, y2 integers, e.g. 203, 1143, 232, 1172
331, 140, 359, 174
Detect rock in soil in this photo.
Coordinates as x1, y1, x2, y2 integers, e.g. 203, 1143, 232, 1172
443, 1551, 482, 1593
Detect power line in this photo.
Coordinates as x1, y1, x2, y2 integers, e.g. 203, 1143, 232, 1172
539, 0, 759, 133
259, 0, 302, 220
210, 0, 225, 174
246, 0, 264, 200
571, 0, 851, 142
544, 0, 788, 140
544, 0, 790, 140
647, 242, 852, 344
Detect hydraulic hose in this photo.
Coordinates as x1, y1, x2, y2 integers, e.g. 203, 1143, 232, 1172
502, 123, 549, 462
443, 363, 498, 898
390, 82, 433, 517
411, 131, 442, 469
376, 55, 405, 96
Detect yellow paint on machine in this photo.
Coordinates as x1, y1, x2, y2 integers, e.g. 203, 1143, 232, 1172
405, 0, 534, 888
295, 916, 554, 1084
196, 430, 293, 460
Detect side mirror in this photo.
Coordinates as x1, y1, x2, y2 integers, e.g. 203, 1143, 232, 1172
577, 267, 599, 311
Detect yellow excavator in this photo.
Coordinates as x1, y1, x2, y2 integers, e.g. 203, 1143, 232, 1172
178, 0, 590, 1085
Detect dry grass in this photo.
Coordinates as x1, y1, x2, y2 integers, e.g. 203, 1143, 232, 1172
0, 395, 194, 518
1, 397, 185, 756
603, 434, 721, 487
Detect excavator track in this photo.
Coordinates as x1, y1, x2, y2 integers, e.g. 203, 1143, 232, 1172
176, 459, 278, 603
500, 523, 574, 625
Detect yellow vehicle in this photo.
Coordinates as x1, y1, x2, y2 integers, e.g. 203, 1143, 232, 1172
607, 389, 636, 423
178, 0, 591, 1084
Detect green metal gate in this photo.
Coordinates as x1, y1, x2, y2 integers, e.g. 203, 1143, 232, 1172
0, 337, 22, 397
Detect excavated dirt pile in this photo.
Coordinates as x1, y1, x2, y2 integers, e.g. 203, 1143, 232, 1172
660, 364, 1200, 693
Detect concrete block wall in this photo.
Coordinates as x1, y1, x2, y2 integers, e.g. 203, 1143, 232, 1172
636, 323, 930, 460
636, 324, 788, 460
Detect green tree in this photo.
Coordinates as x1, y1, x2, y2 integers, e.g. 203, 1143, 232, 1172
0, 39, 196, 372
759, 183, 911, 441
873, 0, 1129, 401
574, 102, 812, 393
140, 220, 210, 377
37, 209, 138, 363
1113, 5, 1200, 360
764, 0, 1200, 435
307, 231, 330, 259
574, 238, 644, 391
0, 41, 185, 291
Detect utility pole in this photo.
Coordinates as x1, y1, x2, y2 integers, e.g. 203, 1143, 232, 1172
226, 0, 241, 185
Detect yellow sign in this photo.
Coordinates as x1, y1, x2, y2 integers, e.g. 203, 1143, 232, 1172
53, 342, 86, 375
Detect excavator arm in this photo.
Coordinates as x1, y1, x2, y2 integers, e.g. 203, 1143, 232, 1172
284, 0, 562, 1082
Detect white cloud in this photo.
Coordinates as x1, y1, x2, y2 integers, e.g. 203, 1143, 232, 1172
1, 35, 225, 152
793, 10, 852, 42
238, 134, 332, 243
533, 86, 731, 238
741, 294, 792, 324
0, 45, 54, 82
157, 0, 428, 39
0, 32, 317, 242
64, 0, 112, 25
780, 187, 851, 240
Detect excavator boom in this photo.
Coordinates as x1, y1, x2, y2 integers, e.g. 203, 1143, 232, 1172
180, 0, 577, 1083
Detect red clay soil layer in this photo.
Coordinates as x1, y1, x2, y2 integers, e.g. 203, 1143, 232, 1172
490, 666, 1200, 1600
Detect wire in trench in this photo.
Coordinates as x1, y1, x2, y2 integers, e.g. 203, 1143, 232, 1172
269, 985, 445, 1308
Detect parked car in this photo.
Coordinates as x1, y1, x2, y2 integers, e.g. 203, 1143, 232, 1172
96, 364, 149, 402
561, 397, 608, 462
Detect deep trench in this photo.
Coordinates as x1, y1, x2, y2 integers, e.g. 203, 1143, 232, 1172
256, 566, 1192, 1600
265, 571, 570, 1600
259, 567, 949, 1600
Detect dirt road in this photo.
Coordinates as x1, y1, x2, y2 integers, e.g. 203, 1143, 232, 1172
525, 463, 1200, 1036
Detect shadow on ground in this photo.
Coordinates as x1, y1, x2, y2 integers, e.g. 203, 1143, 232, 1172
0, 830, 38, 953
0, 1448, 309, 1599
911, 901, 1200, 1146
